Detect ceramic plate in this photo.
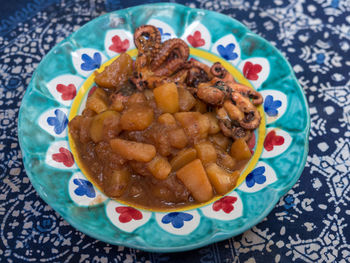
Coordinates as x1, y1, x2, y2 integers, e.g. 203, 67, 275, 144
18, 3, 310, 252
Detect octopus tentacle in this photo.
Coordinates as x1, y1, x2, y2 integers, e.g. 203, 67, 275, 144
231, 92, 261, 130
134, 25, 161, 58
197, 82, 226, 105
216, 107, 251, 140
134, 25, 161, 71
210, 62, 235, 83
186, 67, 210, 88
153, 58, 187, 77
184, 59, 212, 77
228, 83, 263, 105
151, 39, 189, 75
167, 69, 188, 83
223, 100, 244, 122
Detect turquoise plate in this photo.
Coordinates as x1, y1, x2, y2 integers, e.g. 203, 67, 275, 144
18, 3, 310, 252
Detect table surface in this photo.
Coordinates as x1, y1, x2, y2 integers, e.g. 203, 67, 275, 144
1, 0, 349, 262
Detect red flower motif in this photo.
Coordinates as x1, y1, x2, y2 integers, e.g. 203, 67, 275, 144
187, 31, 205, 48
88, 86, 97, 97
243, 61, 262, 81
264, 130, 285, 151
213, 196, 238, 214
115, 207, 143, 223
52, 147, 74, 167
248, 132, 256, 154
109, 35, 130, 53
56, 84, 76, 101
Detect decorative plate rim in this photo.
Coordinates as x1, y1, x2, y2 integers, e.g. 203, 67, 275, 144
18, 2, 310, 252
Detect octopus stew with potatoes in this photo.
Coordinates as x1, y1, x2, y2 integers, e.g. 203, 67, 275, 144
69, 25, 263, 209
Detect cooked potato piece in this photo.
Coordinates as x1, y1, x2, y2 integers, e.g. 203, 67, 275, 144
94, 53, 133, 89
103, 169, 130, 197
217, 149, 236, 170
147, 155, 172, 180
110, 138, 156, 162
194, 141, 217, 165
178, 86, 196, 111
86, 88, 108, 114
125, 92, 146, 106
210, 133, 230, 150
176, 159, 213, 202
168, 128, 188, 149
204, 112, 220, 134
174, 112, 210, 141
120, 105, 154, 131
158, 113, 176, 126
90, 110, 121, 142
193, 100, 207, 113
153, 130, 171, 157
206, 163, 237, 195
230, 138, 252, 160
153, 82, 179, 113
170, 148, 197, 171
198, 114, 210, 139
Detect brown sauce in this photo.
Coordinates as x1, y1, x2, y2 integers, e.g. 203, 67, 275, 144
69, 84, 251, 209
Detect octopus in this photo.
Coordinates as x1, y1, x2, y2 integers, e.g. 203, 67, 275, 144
193, 62, 263, 140
123, 25, 263, 140
130, 25, 190, 90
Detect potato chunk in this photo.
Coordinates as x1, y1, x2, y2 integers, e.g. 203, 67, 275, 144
178, 86, 196, 111
103, 169, 130, 197
125, 92, 146, 106
176, 159, 213, 202
90, 110, 121, 142
206, 163, 238, 195
153, 82, 179, 113
204, 112, 220, 134
174, 112, 210, 141
230, 138, 252, 160
194, 141, 217, 165
158, 113, 176, 127
170, 148, 197, 171
168, 128, 188, 149
94, 53, 133, 89
147, 155, 172, 180
120, 105, 154, 131
110, 138, 156, 162
86, 88, 108, 114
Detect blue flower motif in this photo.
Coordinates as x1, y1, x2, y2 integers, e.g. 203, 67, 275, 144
73, 179, 96, 198
47, 109, 68, 135
80, 52, 102, 71
217, 43, 238, 60
161, 212, 193, 228
157, 27, 171, 42
246, 166, 266, 188
264, 95, 282, 117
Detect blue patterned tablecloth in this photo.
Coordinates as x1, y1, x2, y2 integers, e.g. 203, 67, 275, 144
1, 0, 349, 262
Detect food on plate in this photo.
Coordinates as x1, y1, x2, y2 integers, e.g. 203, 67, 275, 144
69, 25, 263, 209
